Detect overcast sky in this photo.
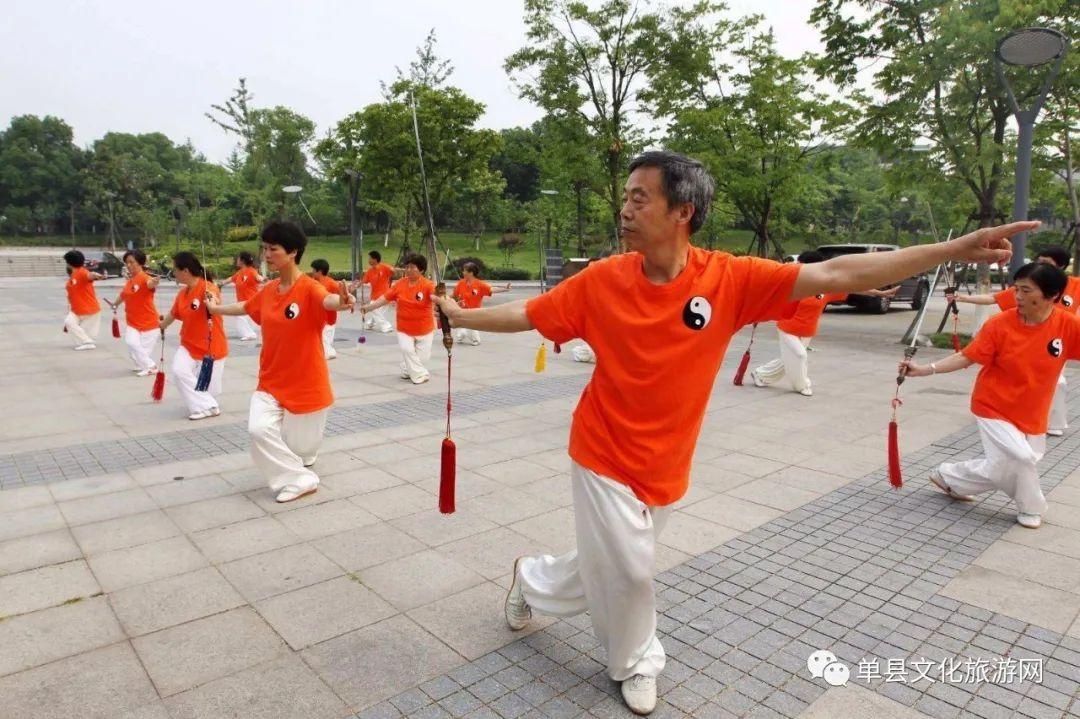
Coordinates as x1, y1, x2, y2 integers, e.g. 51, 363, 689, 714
2, 0, 823, 164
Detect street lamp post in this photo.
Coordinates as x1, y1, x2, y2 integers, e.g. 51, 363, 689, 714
105, 192, 117, 254
539, 189, 558, 292
994, 27, 1070, 279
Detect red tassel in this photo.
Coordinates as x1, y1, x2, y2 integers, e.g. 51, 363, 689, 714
887, 420, 902, 488
439, 437, 456, 514
112, 316, 121, 338
733, 351, 751, 386
951, 334, 961, 352
151, 372, 165, 402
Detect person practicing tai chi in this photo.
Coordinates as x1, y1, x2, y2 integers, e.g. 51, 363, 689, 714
159, 252, 228, 420
218, 251, 264, 341
902, 261, 1080, 530
433, 150, 1034, 716
451, 262, 510, 346
361, 253, 436, 385
750, 250, 898, 396
62, 250, 106, 350
105, 249, 161, 375
947, 245, 1079, 436
357, 250, 398, 334
310, 259, 341, 360
208, 221, 354, 503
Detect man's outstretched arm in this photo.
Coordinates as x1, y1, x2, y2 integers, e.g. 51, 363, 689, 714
792, 221, 1037, 300
434, 297, 533, 333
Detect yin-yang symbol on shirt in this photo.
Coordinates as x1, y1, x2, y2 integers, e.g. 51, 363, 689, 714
190, 298, 201, 311
471, 288, 479, 296
415, 291, 424, 302
1063, 294, 1074, 308
133, 284, 140, 293
1048, 338, 1063, 357
284, 302, 301, 320
815, 293, 825, 300
682, 296, 712, 331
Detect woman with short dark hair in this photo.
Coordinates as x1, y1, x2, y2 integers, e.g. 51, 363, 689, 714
62, 249, 106, 350
159, 252, 228, 420
208, 221, 355, 502
106, 250, 161, 375
902, 262, 1080, 529
218, 251, 264, 341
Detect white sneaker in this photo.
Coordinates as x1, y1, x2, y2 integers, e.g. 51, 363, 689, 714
209, 407, 220, 417
929, 470, 975, 501
504, 557, 532, 630
1017, 513, 1042, 529
74, 343, 96, 351
411, 375, 430, 385
798, 387, 813, 396
188, 410, 210, 421
240, 335, 257, 342
1047, 429, 1064, 437
750, 370, 764, 388
620, 675, 657, 715
275, 484, 318, 503
136, 367, 157, 377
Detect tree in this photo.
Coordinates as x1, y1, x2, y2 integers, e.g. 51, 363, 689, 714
507, 0, 664, 247
811, 0, 1075, 237
0, 115, 84, 235
458, 168, 507, 250
649, 11, 853, 257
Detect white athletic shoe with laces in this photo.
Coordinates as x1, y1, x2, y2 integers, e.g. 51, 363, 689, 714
621, 674, 657, 715
1016, 513, 1042, 529
504, 557, 532, 630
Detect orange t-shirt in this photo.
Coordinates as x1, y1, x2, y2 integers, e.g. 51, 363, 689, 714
119, 271, 159, 331
245, 275, 332, 414
995, 277, 1080, 314
777, 292, 847, 337
66, 267, 100, 316
314, 274, 340, 326
454, 279, 493, 310
525, 247, 800, 506
232, 267, 261, 302
170, 280, 228, 361
385, 276, 436, 337
962, 308, 1080, 435
364, 263, 394, 300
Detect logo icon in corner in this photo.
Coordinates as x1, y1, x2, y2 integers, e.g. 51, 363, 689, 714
682, 296, 712, 330
808, 649, 849, 687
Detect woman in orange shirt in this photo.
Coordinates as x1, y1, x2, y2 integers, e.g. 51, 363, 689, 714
451, 262, 510, 346
62, 250, 106, 350
105, 250, 161, 375
159, 252, 228, 420
361, 253, 436, 384
218, 251, 264, 341
310, 259, 340, 360
356, 250, 399, 334
209, 221, 354, 503
902, 262, 1080, 529
752, 250, 896, 396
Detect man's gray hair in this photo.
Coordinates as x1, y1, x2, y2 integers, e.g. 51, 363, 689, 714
627, 151, 715, 234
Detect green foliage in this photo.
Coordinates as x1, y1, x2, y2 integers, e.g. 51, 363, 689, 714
489, 267, 532, 281
224, 226, 258, 243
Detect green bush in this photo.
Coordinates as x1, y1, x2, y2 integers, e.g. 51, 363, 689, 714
489, 267, 532, 281
224, 226, 258, 243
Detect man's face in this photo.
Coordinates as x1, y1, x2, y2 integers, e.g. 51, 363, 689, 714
368, 256, 378, 268
619, 166, 692, 252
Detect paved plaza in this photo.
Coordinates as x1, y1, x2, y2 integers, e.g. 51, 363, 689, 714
1, 276, 1078, 719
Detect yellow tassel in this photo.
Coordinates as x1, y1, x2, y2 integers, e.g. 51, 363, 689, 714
534, 343, 547, 373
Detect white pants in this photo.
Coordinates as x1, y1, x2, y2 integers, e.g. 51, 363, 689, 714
124, 326, 158, 371
398, 331, 433, 383
938, 418, 1047, 516
235, 314, 259, 341
64, 312, 100, 346
170, 346, 224, 415
1050, 371, 1068, 433
322, 324, 337, 359
366, 305, 393, 333
754, 329, 811, 392
572, 343, 596, 363
519, 462, 672, 681
248, 391, 328, 493
453, 327, 481, 346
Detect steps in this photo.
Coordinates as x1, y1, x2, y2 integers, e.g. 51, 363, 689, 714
0, 252, 67, 278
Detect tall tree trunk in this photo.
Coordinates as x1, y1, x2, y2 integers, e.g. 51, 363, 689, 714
1064, 130, 1080, 276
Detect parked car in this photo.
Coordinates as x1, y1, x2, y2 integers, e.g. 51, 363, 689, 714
82, 251, 124, 278
815, 243, 931, 314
